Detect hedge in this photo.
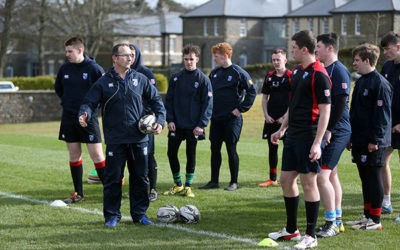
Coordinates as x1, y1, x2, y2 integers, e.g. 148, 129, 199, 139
0, 76, 54, 90
155, 73, 168, 92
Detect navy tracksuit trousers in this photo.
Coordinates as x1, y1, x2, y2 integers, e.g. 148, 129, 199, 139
103, 143, 149, 222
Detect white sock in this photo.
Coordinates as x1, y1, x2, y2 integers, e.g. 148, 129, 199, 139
383, 195, 391, 207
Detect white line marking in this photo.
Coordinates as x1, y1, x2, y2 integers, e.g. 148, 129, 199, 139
0, 191, 259, 245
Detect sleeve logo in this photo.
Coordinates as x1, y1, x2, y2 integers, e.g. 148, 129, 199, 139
377, 100, 383, 106
324, 89, 330, 96
341, 83, 347, 89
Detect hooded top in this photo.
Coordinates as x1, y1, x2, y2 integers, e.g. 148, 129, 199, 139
55, 54, 104, 117
130, 44, 158, 115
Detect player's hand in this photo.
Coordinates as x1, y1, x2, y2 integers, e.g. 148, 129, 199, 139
325, 130, 332, 146
231, 108, 241, 118
79, 112, 88, 127
265, 114, 275, 124
392, 124, 400, 133
193, 127, 203, 136
271, 130, 283, 145
152, 123, 162, 135
309, 142, 321, 162
368, 143, 378, 153
168, 122, 176, 132
346, 141, 352, 151
276, 117, 284, 124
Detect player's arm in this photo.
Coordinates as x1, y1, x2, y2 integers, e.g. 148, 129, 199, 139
165, 75, 176, 131
237, 70, 257, 114
310, 103, 330, 162
79, 80, 103, 126
142, 77, 166, 134
270, 109, 289, 145
262, 94, 274, 123
54, 70, 63, 98
195, 76, 213, 136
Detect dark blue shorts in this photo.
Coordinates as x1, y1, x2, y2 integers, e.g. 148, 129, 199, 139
209, 116, 243, 143
168, 128, 205, 142
391, 133, 400, 149
262, 122, 281, 140
351, 145, 386, 167
282, 138, 323, 174
321, 131, 350, 169
59, 113, 102, 143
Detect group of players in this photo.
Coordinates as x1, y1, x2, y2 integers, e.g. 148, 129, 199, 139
54, 29, 399, 248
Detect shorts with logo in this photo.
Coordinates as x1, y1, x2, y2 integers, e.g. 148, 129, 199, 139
58, 113, 102, 143
282, 138, 324, 173
209, 115, 243, 143
321, 130, 351, 169
168, 128, 205, 142
262, 122, 283, 140
351, 145, 386, 167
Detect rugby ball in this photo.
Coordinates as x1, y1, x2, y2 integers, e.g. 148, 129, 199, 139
179, 205, 200, 224
157, 205, 180, 223
138, 114, 156, 134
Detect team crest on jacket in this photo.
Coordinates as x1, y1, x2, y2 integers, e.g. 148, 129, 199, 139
82, 73, 88, 80
363, 89, 368, 96
293, 69, 297, 75
342, 83, 347, 89
108, 83, 114, 88
133, 79, 138, 86
213, 74, 217, 78
194, 82, 199, 88
174, 77, 178, 81
151, 79, 155, 84
64, 75, 69, 79
227, 76, 232, 81
377, 100, 383, 106
303, 72, 309, 79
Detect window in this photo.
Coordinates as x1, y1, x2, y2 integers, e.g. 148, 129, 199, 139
214, 19, 219, 36
239, 53, 247, 66
293, 20, 300, 35
341, 15, 347, 35
169, 37, 176, 53
322, 19, 329, 33
308, 19, 313, 32
203, 19, 208, 36
155, 40, 161, 53
5, 65, 13, 77
240, 19, 247, 37
144, 39, 150, 53
355, 15, 360, 35
48, 60, 54, 76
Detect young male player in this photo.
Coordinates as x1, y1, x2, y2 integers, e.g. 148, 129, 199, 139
130, 44, 160, 202
314, 33, 351, 237
199, 42, 256, 191
380, 32, 400, 217
79, 44, 165, 227
54, 37, 105, 204
259, 49, 291, 187
163, 44, 213, 198
268, 30, 331, 249
346, 44, 391, 230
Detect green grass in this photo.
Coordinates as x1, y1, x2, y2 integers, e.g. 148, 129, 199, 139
0, 95, 400, 249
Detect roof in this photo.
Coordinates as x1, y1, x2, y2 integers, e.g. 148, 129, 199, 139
286, 0, 334, 17
331, 0, 400, 13
114, 12, 182, 36
181, 0, 289, 18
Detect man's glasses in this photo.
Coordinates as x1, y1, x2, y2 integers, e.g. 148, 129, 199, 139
117, 54, 135, 58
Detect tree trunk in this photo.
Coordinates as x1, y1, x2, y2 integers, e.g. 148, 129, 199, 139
0, 0, 16, 77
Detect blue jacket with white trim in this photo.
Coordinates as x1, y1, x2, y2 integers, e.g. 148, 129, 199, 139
79, 67, 166, 145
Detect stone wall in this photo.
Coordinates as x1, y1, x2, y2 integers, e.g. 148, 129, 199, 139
0, 91, 62, 124
0, 91, 167, 124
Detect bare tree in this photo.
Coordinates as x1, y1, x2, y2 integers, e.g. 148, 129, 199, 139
369, 12, 386, 44
0, 0, 16, 77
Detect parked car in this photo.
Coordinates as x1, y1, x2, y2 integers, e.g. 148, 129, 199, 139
0, 81, 19, 92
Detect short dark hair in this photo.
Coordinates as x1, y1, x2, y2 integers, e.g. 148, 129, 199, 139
64, 37, 84, 50
352, 43, 380, 67
272, 49, 286, 56
316, 33, 339, 52
111, 43, 132, 56
291, 30, 316, 54
381, 31, 400, 47
182, 44, 200, 57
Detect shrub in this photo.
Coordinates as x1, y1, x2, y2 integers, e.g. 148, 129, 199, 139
0, 76, 54, 90
155, 73, 168, 92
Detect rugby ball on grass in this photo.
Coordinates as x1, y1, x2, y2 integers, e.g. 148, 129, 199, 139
157, 205, 180, 223
179, 205, 200, 224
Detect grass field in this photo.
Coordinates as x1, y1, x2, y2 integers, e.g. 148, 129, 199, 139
1, 95, 400, 249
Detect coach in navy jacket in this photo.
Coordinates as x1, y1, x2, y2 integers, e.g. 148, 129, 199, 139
79, 43, 165, 227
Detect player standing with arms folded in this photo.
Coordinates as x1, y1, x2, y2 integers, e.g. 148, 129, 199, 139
268, 30, 331, 249
199, 42, 256, 191
314, 33, 351, 237
54, 37, 105, 204
380, 32, 400, 217
163, 44, 213, 198
259, 49, 291, 187
346, 44, 391, 230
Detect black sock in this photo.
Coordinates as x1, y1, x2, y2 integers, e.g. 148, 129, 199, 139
70, 160, 83, 197
305, 201, 320, 237
284, 196, 299, 233
94, 160, 105, 183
